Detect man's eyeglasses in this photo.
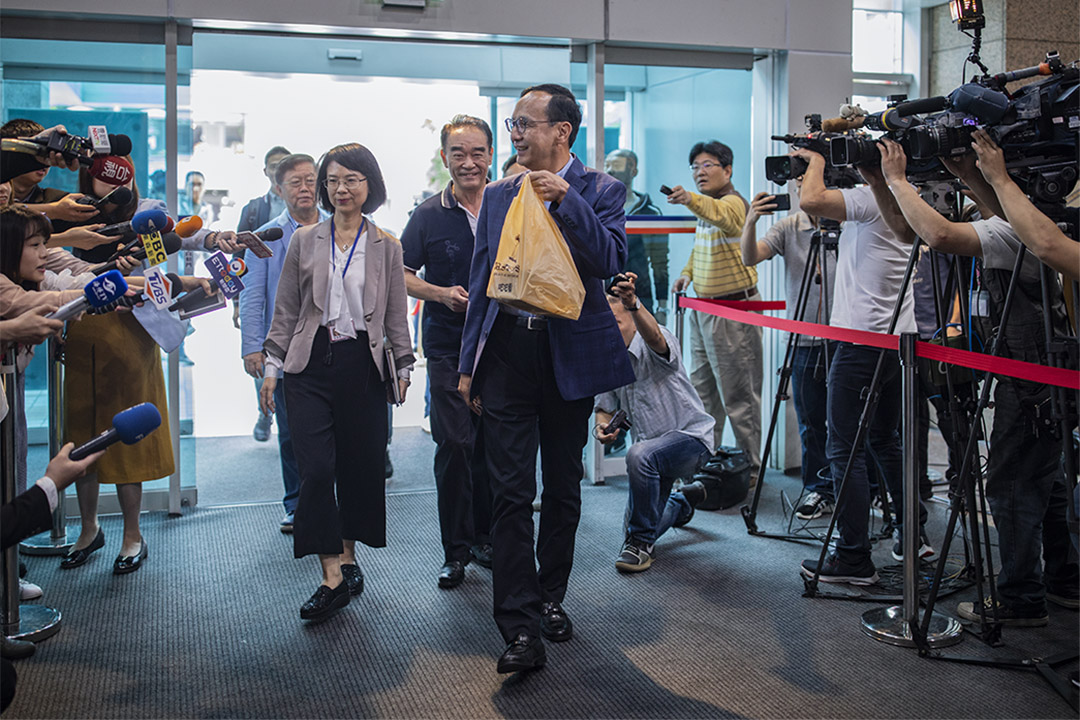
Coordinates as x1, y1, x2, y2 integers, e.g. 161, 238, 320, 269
323, 177, 368, 190
283, 178, 317, 189
504, 117, 559, 134
690, 161, 725, 173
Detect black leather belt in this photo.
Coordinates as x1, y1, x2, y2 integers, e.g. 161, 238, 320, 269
499, 313, 548, 331
713, 286, 757, 302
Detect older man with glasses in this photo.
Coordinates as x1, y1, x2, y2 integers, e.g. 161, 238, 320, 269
239, 153, 328, 534
458, 83, 634, 674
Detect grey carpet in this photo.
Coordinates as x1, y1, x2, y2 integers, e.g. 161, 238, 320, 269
7, 469, 1078, 719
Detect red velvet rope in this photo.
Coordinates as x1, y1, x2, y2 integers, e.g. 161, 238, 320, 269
679, 296, 1079, 390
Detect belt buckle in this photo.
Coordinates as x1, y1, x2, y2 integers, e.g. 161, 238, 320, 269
526, 316, 544, 331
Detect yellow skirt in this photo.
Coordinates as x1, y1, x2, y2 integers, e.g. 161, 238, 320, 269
64, 312, 174, 484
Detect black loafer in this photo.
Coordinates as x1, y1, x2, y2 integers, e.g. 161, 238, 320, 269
113, 540, 148, 575
60, 528, 105, 569
497, 633, 546, 674
539, 602, 573, 642
470, 543, 493, 569
341, 564, 364, 596
300, 582, 350, 621
438, 561, 465, 589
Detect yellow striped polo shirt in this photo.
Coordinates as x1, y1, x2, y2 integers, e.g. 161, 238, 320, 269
680, 191, 756, 297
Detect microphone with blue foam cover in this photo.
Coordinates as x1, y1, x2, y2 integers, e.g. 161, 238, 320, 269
69, 403, 162, 461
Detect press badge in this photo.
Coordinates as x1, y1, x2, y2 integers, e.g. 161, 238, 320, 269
329, 321, 355, 343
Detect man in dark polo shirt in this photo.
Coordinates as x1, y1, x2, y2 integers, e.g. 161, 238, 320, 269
401, 114, 494, 589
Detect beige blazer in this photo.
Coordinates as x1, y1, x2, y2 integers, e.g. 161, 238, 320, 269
264, 217, 414, 379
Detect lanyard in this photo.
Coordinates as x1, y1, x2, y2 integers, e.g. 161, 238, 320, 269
330, 218, 364, 279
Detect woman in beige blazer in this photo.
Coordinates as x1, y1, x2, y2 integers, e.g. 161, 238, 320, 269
260, 143, 414, 622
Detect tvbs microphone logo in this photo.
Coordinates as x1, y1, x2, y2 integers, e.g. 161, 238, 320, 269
144, 267, 173, 309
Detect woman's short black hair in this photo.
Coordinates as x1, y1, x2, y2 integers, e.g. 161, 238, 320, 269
1, 206, 52, 289
688, 140, 733, 168
316, 143, 387, 215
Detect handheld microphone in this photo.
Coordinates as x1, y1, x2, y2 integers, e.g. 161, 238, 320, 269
47, 270, 128, 321
75, 186, 133, 209
99, 208, 170, 237
175, 215, 203, 238
69, 402, 161, 461
93, 232, 182, 275
0, 132, 132, 167
107, 272, 185, 309
237, 226, 282, 259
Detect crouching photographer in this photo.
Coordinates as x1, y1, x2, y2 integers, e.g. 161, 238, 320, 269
594, 272, 712, 573
880, 133, 1079, 625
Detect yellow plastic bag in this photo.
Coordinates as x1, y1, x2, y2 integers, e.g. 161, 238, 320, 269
486, 177, 585, 320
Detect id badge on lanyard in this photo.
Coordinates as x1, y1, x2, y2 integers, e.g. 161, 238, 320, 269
329, 218, 364, 343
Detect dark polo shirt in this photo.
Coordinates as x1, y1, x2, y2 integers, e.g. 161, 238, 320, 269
400, 182, 478, 359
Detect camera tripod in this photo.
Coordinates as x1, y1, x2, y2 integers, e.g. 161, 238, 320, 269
906, 238, 1080, 711
740, 217, 851, 543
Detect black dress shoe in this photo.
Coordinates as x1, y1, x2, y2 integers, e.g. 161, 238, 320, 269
438, 561, 465, 589
60, 528, 105, 569
300, 582, 350, 620
497, 633, 546, 674
1, 637, 35, 661
341, 564, 364, 596
539, 602, 573, 642
470, 543, 493, 569
113, 540, 148, 575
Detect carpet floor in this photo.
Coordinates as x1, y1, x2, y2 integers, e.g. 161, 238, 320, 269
7, 469, 1078, 719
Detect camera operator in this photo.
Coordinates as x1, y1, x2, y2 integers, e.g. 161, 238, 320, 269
594, 272, 711, 573
740, 177, 836, 520
794, 145, 932, 586
880, 136, 1079, 623
966, 129, 1079, 281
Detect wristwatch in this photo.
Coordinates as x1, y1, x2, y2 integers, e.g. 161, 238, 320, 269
626, 298, 641, 312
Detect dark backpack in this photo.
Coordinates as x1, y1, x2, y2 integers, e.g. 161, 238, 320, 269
692, 445, 751, 511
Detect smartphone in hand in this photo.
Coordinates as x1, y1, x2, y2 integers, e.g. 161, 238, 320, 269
660, 185, 674, 196
772, 193, 791, 211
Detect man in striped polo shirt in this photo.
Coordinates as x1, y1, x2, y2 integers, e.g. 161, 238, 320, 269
669, 140, 762, 484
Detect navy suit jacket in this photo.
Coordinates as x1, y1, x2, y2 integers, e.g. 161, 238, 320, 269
459, 157, 635, 402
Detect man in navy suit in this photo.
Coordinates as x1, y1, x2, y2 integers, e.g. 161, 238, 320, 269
458, 84, 635, 673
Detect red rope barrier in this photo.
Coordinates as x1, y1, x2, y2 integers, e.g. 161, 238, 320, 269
679, 296, 1079, 390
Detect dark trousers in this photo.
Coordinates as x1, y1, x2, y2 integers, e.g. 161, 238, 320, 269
915, 369, 972, 493
274, 382, 301, 514
827, 342, 927, 566
986, 381, 1076, 612
791, 343, 830, 496
285, 328, 388, 558
429, 354, 492, 563
479, 315, 592, 642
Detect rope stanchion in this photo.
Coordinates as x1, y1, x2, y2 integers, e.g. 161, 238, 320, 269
678, 295, 1080, 390
1, 349, 62, 644
21, 336, 76, 555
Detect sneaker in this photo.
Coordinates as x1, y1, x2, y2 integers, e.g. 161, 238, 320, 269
420, 416, 431, 434
1046, 585, 1080, 610
795, 491, 834, 520
673, 481, 707, 528
615, 539, 654, 573
800, 553, 879, 585
19, 580, 42, 601
957, 596, 1048, 627
890, 530, 935, 562
280, 512, 295, 534
253, 413, 272, 442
